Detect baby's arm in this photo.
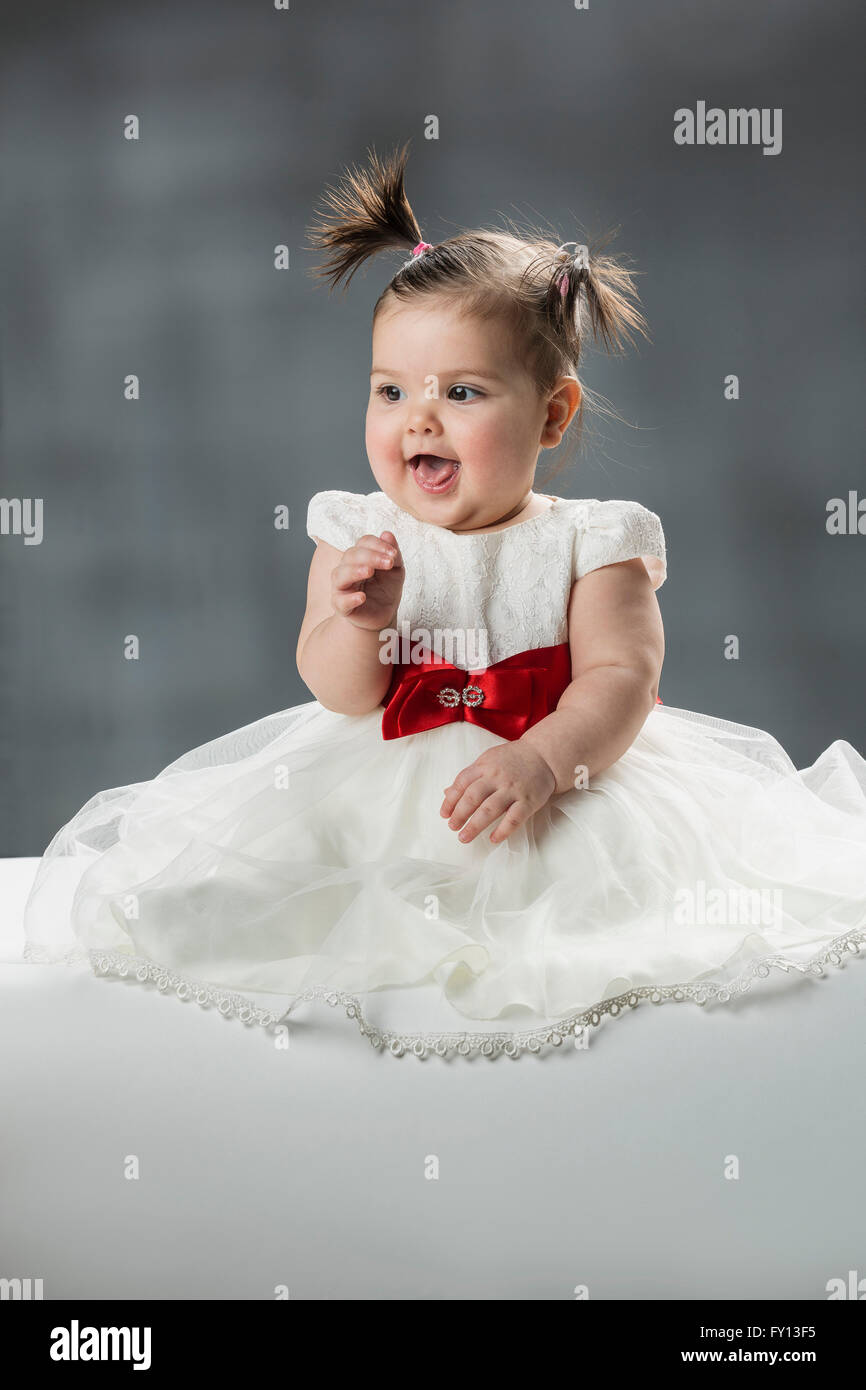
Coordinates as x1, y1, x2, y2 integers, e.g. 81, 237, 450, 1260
521, 557, 664, 793
296, 531, 403, 714
441, 556, 663, 845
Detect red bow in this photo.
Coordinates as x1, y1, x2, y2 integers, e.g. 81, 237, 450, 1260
380, 642, 569, 741
380, 642, 664, 741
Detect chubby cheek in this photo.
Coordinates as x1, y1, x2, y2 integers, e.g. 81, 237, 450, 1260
460, 417, 515, 470
365, 410, 396, 464
460, 439, 504, 491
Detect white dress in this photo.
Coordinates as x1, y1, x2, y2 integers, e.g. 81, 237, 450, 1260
22, 489, 866, 1058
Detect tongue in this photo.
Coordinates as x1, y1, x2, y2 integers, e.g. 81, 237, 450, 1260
415, 454, 458, 483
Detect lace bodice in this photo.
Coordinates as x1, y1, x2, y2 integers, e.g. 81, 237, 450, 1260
306, 490, 667, 668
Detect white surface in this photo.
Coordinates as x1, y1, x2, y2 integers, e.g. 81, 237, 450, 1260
3, 855, 865, 1300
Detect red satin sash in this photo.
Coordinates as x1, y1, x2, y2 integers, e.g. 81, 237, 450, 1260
380, 641, 663, 741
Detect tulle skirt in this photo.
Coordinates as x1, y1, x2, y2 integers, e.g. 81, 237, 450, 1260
21, 698, 866, 1058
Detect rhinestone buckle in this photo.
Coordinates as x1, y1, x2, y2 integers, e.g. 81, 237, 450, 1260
436, 684, 485, 708
436, 686, 461, 708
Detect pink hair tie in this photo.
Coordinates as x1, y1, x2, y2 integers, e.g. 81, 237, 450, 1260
556, 242, 590, 297
411, 241, 433, 257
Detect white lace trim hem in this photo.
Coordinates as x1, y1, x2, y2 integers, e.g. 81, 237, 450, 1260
22, 929, 866, 1059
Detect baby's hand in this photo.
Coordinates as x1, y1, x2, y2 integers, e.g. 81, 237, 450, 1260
440, 743, 556, 845
332, 531, 404, 630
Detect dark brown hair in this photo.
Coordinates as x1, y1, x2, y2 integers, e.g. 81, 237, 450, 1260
305, 142, 650, 483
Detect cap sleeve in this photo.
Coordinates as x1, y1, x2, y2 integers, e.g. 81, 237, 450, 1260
306, 490, 368, 551
574, 498, 667, 590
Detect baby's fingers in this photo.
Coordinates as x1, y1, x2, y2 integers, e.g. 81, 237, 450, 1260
354, 535, 400, 566
336, 543, 397, 584
454, 790, 515, 844
443, 774, 499, 833
378, 530, 402, 563
333, 584, 368, 615
440, 765, 481, 818
488, 802, 533, 844
333, 557, 382, 592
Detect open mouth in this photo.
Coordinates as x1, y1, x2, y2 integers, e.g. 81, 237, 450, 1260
408, 454, 461, 493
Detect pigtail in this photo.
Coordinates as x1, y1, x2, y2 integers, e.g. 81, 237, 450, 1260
305, 142, 424, 292
546, 230, 650, 359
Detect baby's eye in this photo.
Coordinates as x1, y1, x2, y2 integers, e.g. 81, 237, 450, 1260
447, 384, 483, 403
374, 384, 405, 403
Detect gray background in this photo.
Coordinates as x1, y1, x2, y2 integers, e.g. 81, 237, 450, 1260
1, 0, 864, 853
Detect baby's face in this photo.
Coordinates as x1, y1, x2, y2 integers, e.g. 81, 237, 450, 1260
366, 298, 556, 531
